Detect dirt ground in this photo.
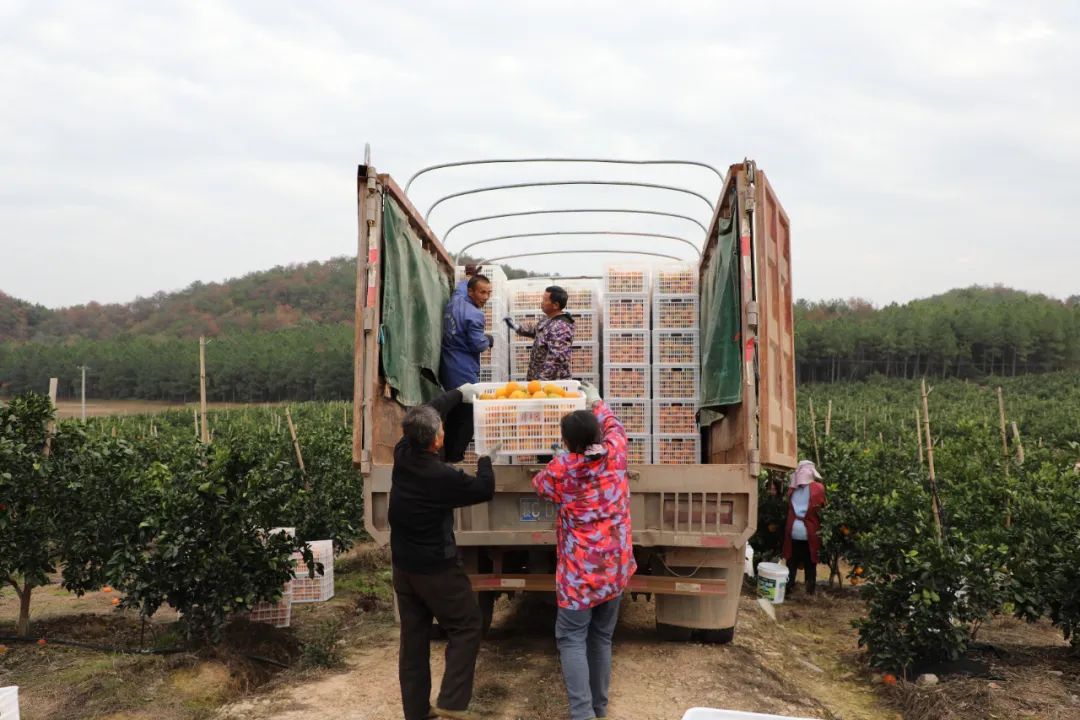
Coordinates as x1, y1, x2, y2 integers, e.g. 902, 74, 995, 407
3, 549, 1078, 720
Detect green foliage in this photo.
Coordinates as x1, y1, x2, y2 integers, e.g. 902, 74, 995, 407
0, 394, 365, 642
788, 376, 1080, 671
299, 617, 346, 669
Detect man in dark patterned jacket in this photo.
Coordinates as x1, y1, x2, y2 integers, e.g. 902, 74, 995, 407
504, 285, 575, 380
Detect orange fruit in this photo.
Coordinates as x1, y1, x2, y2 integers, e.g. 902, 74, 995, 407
505, 381, 520, 394
531, 391, 546, 399
527, 380, 542, 394
510, 390, 528, 399
37, 638, 46, 646
882, 673, 897, 686
494, 388, 509, 399
542, 384, 561, 395
854, 566, 864, 576
111, 598, 121, 606
0, 644, 7, 654
840, 526, 850, 536
546, 392, 561, 398
478, 392, 496, 401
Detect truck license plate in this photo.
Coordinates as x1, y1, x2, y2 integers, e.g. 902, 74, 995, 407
519, 497, 555, 522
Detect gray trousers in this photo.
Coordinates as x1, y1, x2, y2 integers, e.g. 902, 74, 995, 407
554, 595, 622, 720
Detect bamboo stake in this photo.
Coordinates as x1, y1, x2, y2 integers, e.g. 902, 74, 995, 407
808, 396, 821, 466
199, 337, 209, 444
193, 408, 199, 439
996, 387, 1009, 478
44, 378, 58, 456
285, 407, 308, 485
1011, 422, 1024, 465
915, 406, 924, 469
825, 400, 832, 437
921, 379, 944, 543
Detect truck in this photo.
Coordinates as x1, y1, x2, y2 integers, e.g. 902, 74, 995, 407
353, 155, 796, 641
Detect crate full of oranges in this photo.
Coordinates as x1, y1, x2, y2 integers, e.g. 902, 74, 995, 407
473, 379, 585, 455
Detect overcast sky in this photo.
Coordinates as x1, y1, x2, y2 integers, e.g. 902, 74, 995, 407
2, 0, 1077, 309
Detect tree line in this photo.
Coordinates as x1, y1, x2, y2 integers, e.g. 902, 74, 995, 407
2, 286, 1078, 401
795, 287, 1080, 383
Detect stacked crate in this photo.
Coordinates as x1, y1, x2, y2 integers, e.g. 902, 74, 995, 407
651, 264, 700, 464
603, 266, 652, 464
508, 279, 600, 385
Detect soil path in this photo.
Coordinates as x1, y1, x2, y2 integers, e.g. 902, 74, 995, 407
217, 591, 894, 720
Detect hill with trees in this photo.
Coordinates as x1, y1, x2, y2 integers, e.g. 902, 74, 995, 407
1, 253, 1077, 401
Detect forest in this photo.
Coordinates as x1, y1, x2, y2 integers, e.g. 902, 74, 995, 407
2, 254, 1078, 401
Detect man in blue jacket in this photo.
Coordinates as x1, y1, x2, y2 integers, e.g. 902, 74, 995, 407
439, 270, 494, 462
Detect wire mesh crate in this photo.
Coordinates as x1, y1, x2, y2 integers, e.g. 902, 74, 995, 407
653, 400, 697, 434
603, 365, 650, 399
653, 296, 699, 330
571, 343, 600, 375
653, 263, 698, 295
249, 582, 293, 627
604, 330, 649, 365
652, 434, 701, 465
604, 296, 649, 330
608, 400, 650, 434
652, 365, 700, 400
473, 380, 585, 455
627, 434, 652, 464
604, 265, 651, 294
653, 330, 699, 365
292, 539, 335, 603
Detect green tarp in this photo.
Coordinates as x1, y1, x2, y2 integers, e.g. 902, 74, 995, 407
380, 196, 451, 406
699, 194, 743, 413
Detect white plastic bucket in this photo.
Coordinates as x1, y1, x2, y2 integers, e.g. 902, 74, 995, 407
756, 562, 788, 604
682, 708, 819, 720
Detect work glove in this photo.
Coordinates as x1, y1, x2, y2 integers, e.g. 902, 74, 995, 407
457, 383, 481, 404
503, 316, 520, 332
580, 380, 601, 407
484, 333, 495, 349
479, 441, 504, 459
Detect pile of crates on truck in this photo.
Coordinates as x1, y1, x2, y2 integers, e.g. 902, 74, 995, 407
651, 264, 700, 464
603, 266, 653, 464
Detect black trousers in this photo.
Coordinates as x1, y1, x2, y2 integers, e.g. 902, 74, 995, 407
443, 402, 474, 463
788, 540, 817, 595
393, 564, 483, 720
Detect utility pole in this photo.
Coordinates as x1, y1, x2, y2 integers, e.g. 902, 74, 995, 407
77, 365, 89, 422
199, 336, 209, 444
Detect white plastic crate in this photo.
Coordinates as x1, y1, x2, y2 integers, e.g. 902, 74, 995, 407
292, 539, 335, 603
249, 581, 292, 627
472, 380, 584, 455
653, 296, 699, 329
509, 343, 597, 377
511, 312, 596, 344
653, 330, 699, 365
564, 284, 600, 312
653, 400, 697, 434
653, 366, 700, 400
0, 686, 18, 720
604, 330, 649, 365
604, 296, 649, 330
480, 295, 505, 328
461, 441, 509, 465
478, 366, 508, 383
627, 434, 652, 464
509, 285, 545, 313
603, 365, 650, 399
654, 263, 698, 295
653, 435, 700, 465
608, 400, 650, 434
603, 265, 650, 294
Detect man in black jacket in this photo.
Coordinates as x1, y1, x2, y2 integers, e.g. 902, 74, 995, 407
389, 385, 497, 720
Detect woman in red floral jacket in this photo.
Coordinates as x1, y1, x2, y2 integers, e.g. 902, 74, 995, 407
532, 381, 635, 720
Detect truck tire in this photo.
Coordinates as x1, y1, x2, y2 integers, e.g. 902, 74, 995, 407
697, 626, 735, 644
655, 621, 694, 642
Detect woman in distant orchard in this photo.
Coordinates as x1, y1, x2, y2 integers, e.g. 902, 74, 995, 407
782, 460, 826, 596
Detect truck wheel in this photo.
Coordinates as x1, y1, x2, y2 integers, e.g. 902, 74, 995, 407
697, 627, 735, 644
655, 621, 694, 642
479, 592, 496, 636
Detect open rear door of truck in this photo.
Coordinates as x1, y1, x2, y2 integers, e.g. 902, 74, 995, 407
750, 166, 797, 469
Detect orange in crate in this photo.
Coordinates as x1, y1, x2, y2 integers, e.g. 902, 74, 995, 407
604, 331, 648, 364
472, 380, 584, 455
653, 401, 697, 434
653, 297, 698, 329
604, 266, 650, 294
604, 366, 650, 399
604, 297, 648, 330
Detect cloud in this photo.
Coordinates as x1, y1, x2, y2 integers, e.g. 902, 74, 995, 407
0, 0, 1077, 307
